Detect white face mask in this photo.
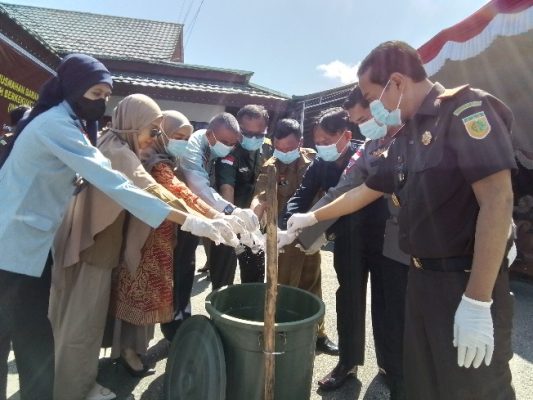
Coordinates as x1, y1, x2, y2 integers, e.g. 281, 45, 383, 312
166, 138, 188, 158
241, 135, 265, 151
210, 136, 234, 158
273, 148, 300, 164
315, 134, 346, 162
369, 79, 403, 127
358, 118, 387, 140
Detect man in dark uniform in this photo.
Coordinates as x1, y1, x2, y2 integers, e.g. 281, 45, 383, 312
209, 104, 268, 289
287, 41, 515, 400
290, 86, 409, 398
278, 108, 368, 381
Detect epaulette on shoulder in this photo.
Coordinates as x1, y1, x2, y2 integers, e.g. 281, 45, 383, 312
301, 147, 317, 155
264, 156, 277, 166
264, 137, 272, 146
437, 84, 470, 100
300, 148, 316, 164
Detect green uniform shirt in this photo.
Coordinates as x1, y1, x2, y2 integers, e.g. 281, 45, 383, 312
215, 144, 264, 208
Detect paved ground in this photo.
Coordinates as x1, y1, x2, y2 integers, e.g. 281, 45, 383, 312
7, 246, 533, 399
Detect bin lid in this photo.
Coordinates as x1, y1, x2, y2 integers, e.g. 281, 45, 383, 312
164, 315, 226, 400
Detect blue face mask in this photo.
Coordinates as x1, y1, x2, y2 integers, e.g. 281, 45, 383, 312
358, 118, 387, 140
369, 79, 403, 127
273, 148, 300, 164
210, 137, 234, 158
166, 139, 188, 158
315, 135, 346, 162
241, 135, 265, 151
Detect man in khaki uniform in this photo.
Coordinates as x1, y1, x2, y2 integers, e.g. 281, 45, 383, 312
251, 118, 338, 354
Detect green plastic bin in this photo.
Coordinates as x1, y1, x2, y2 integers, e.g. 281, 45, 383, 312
205, 283, 325, 400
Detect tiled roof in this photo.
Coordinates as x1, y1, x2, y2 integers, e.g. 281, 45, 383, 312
112, 72, 290, 100
0, 2, 183, 62
156, 60, 253, 78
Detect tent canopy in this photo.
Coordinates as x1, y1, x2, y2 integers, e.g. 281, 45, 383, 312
418, 0, 533, 152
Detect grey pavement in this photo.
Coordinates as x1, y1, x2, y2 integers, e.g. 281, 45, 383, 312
6, 246, 533, 399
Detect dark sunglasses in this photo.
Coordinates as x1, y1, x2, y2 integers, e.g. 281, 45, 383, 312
150, 128, 162, 138
241, 129, 266, 139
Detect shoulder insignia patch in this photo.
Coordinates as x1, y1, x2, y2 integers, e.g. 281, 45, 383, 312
462, 111, 491, 140
453, 100, 482, 116
343, 149, 362, 175
301, 148, 317, 163
437, 84, 470, 100
220, 155, 235, 166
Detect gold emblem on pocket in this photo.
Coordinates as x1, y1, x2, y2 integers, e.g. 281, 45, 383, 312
421, 131, 432, 146
392, 193, 400, 207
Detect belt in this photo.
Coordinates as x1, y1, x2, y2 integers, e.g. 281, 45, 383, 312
411, 256, 473, 272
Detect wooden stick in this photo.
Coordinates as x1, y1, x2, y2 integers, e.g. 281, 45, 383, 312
263, 164, 278, 400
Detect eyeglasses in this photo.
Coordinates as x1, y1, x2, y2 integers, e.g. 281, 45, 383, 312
150, 128, 162, 138
241, 129, 266, 139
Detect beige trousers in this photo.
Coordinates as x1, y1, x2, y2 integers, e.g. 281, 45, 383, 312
49, 261, 113, 400
277, 244, 326, 337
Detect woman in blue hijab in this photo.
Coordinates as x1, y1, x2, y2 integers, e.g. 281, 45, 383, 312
0, 54, 236, 400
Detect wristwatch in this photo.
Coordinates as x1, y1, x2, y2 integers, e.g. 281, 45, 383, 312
223, 204, 236, 215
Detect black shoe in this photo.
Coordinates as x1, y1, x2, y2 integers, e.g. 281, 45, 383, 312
117, 357, 151, 378
160, 319, 184, 342
389, 377, 407, 400
318, 362, 357, 391
198, 265, 210, 273
316, 336, 339, 356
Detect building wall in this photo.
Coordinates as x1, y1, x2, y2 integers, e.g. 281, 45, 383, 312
106, 95, 225, 126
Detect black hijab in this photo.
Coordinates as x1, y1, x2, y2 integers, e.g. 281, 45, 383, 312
16, 53, 113, 145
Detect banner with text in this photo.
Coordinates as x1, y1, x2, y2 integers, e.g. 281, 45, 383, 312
0, 37, 52, 125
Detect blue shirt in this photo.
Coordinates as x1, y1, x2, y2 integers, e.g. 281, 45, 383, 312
0, 101, 172, 277
178, 129, 232, 212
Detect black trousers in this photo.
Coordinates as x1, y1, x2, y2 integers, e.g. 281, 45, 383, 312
334, 229, 393, 368
209, 242, 265, 290
0, 262, 54, 400
0, 328, 9, 400
404, 266, 515, 400
373, 256, 408, 389
332, 199, 407, 372
161, 229, 199, 341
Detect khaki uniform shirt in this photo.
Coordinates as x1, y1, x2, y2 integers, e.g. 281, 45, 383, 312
254, 148, 316, 220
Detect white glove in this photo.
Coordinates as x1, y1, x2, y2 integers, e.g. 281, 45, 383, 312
453, 294, 494, 368
277, 229, 296, 251
181, 215, 238, 247
211, 218, 240, 247
214, 213, 247, 235
286, 212, 318, 237
296, 234, 327, 255
232, 208, 260, 232
239, 230, 265, 254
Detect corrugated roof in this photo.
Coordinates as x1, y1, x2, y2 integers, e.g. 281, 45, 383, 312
293, 82, 354, 105
112, 72, 290, 100
0, 2, 183, 62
